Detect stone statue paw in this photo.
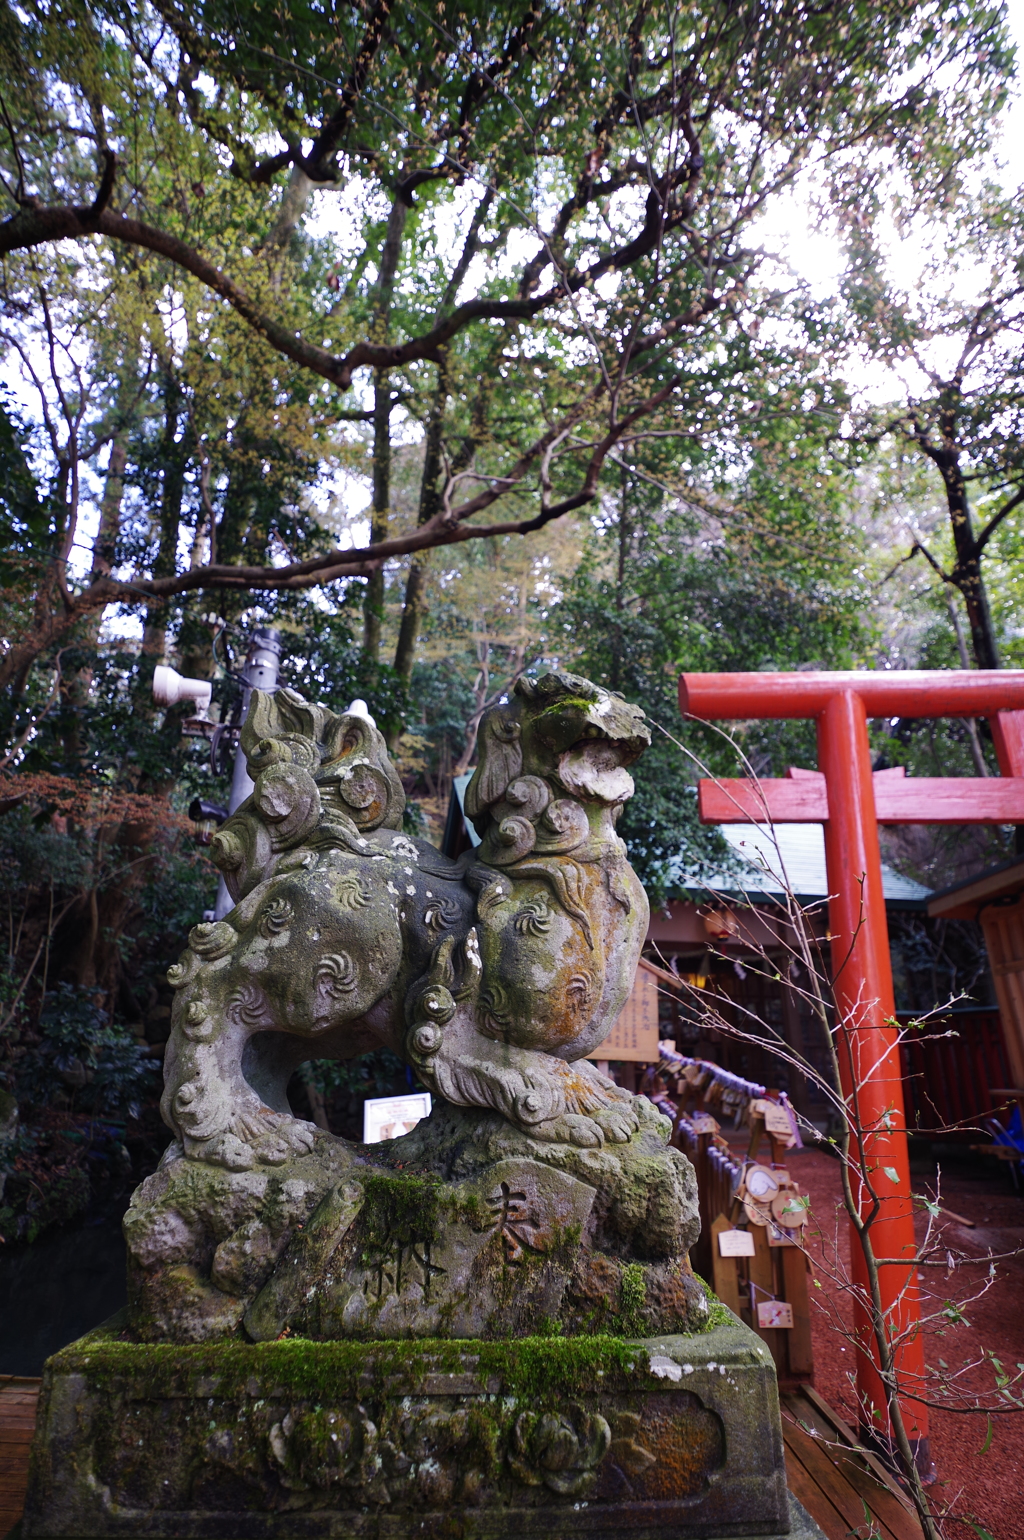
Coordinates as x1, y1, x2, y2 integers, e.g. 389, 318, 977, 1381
589, 1104, 640, 1143
527, 1102, 639, 1148
183, 1111, 316, 1170
573, 1059, 636, 1105
184, 1131, 258, 1171
230, 1109, 317, 1165
528, 1111, 608, 1149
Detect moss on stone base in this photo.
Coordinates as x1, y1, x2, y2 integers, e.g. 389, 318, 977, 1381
62, 1320, 656, 1403
24, 1311, 793, 1538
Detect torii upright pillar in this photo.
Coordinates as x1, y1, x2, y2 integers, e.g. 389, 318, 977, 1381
680, 670, 1024, 1475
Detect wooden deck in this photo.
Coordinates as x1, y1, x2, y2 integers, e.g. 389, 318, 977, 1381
0, 1376, 39, 1540
2, 1376, 925, 1540
782, 1387, 925, 1540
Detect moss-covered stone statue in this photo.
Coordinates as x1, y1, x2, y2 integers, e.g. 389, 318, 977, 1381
163, 671, 651, 1166
23, 673, 804, 1540
124, 671, 711, 1343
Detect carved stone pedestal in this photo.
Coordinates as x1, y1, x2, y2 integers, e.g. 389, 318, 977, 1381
21, 1315, 811, 1539
122, 1105, 708, 1345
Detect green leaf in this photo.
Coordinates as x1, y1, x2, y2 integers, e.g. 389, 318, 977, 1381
976, 1416, 993, 1455
883, 1166, 900, 1184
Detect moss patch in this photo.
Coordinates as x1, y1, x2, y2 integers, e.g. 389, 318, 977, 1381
360, 1171, 443, 1248
60, 1327, 653, 1405
619, 1262, 647, 1335
686, 1277, 733, 1335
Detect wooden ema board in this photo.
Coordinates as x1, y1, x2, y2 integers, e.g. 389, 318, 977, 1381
0, 1377, 40, 1538
587, 960, 660, 1062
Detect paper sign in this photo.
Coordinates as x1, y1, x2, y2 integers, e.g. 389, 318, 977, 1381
363, 1092, 432, 1144
756, 1300, 794, 1329
718, 1229, 756, 1258
587, 962, 660, 1063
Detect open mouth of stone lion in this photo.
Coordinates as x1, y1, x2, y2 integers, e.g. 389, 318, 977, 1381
557, 739, 635, 804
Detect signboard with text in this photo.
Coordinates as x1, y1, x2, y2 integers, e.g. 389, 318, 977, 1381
587, 961, 660, 1063
363, 1092, 432, 1144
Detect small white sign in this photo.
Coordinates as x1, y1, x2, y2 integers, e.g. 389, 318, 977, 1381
363, 1092, 432, 1144
718, 1229, 756, 1258
756, 1300, 794, 1329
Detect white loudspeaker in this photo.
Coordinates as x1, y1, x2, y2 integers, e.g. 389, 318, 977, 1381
153, 665, 213, 715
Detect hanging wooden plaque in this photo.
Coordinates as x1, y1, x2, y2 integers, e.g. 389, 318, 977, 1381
718, 1229, 756, 1258
587, 961, 660, 1063
756, 1300, 794, 1329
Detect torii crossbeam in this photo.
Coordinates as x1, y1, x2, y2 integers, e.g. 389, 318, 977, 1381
680, 669, 1024, 1475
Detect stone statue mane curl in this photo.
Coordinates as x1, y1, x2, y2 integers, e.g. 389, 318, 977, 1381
161, 672, 652, 1171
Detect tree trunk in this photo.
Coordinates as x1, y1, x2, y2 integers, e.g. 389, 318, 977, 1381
933, 401, 1000, 670
942, 466, 1000, 668
360, 188, 409, 675
1, 564, 69, 699
611, 463, 630, 692
393, 561, 427, 689
362, 368, 392, 674
91, 437, 126, 583
391, 356, 452, 701
139, 377, 187, 698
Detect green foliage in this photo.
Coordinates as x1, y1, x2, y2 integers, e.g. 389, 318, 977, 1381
278, 603, 408, 740
559, 437, 869, 901
831, 170, 1024, 670
0, 1152, 92, 1245
0, 806, 89, 895
15, 984, 157, 1121
0, 393, 47, 561
619, 1262, 648, 1336
304, 1048, 411, 1104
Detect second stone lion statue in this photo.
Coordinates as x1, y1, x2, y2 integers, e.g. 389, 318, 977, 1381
162, 671, 652, 1169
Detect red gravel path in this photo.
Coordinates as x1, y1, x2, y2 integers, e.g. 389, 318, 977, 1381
785, 1144, 1024, 1540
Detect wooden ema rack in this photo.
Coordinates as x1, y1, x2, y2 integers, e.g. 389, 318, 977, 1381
663, 1059, 814, 1393
709, 1120, 813, 1394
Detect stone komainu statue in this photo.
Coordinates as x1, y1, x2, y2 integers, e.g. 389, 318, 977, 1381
22, 673, 784, 1537
162, 672, 651, 1170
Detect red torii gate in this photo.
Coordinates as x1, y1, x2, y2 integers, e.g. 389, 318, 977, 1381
679, 669, 1024, 1473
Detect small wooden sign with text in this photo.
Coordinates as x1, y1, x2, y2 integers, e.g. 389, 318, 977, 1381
750, 1098, 797, 1146
718, 1229, 756, 1258
588, 962, 660, 1063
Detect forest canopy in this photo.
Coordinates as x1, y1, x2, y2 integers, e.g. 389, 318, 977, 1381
1, 0, 1022, 1190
